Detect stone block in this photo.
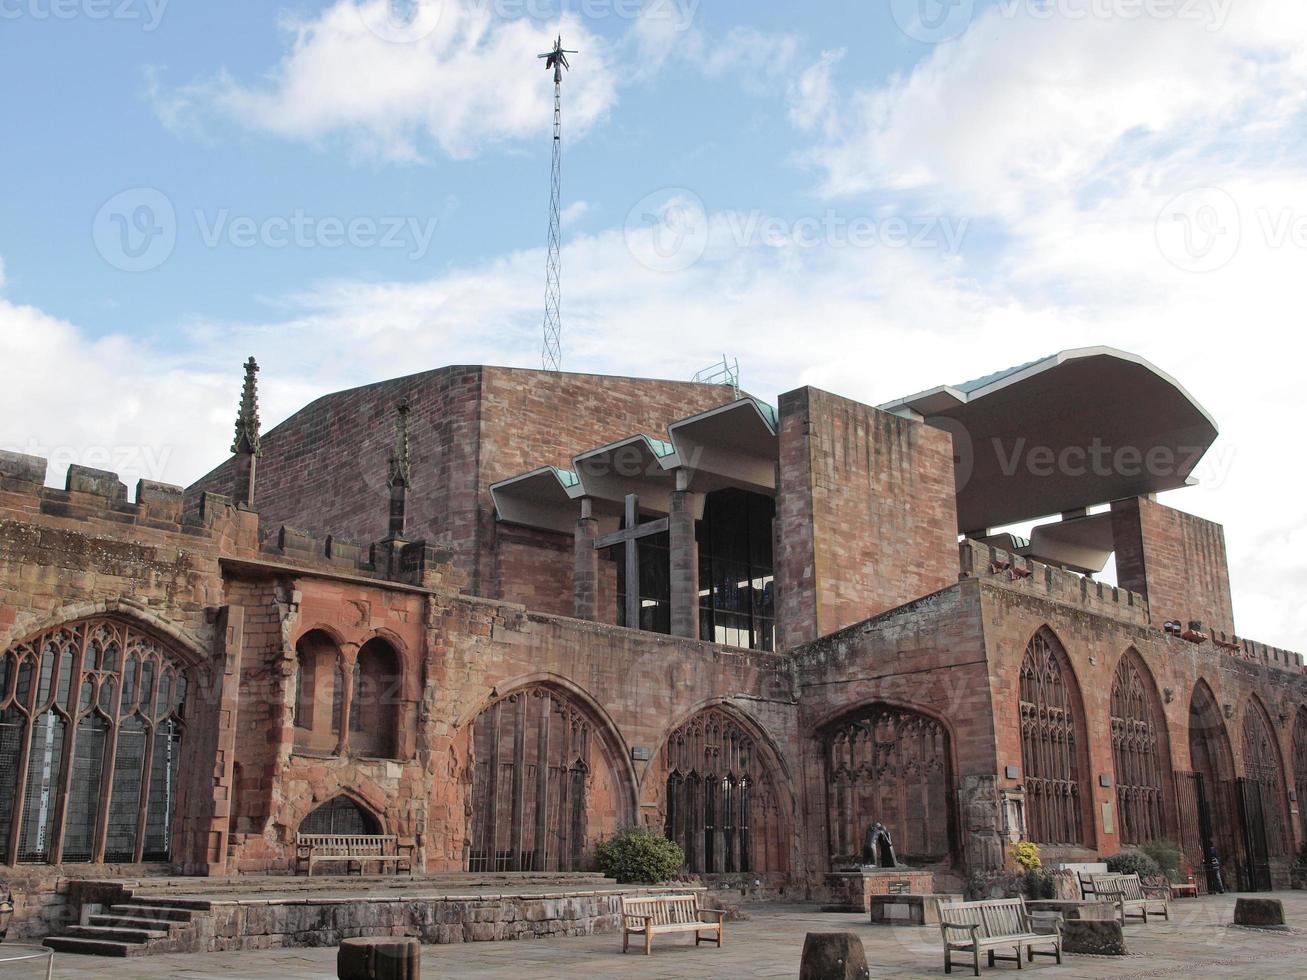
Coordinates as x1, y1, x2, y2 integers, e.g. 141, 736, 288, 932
66, 464, 127, 500
1061, 918, 1126, 955
1233, 897, 1285, 928
869, 893, 963, 925
337, 936, 420, 979
799, 932, 871, 980
0, 450, 46, 485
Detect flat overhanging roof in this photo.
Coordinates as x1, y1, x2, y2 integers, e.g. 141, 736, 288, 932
881, 347, 1219, 531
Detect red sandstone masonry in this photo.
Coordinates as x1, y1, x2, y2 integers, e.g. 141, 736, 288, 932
775, 386, 959, 649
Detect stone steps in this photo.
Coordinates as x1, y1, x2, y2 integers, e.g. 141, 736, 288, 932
43, 936, 143, 957
108, 902, 196, 921
64, 923, 170, 943
45, 898, 204, 958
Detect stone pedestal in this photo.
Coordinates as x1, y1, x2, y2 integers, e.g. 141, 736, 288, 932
1026, 899, 1117, 935
869, 893, 962, 925
338, 937, 421, 980
1234, 897, 1286, 928
1061, 919, 1126, 955
822, 868, 935, 914
799, 932, 871, 980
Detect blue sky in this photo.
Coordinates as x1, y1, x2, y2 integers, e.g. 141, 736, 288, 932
2, 0, 1306, 648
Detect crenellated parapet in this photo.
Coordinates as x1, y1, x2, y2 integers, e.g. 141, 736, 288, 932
959, 538, 1149, 625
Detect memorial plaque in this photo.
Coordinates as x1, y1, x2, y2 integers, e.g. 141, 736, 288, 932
888, 880, 911, 895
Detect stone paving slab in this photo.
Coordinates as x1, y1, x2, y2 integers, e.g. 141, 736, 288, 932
32, 893, 1307, 980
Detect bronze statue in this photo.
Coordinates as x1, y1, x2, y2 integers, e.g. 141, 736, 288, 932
861, 821, 898, 868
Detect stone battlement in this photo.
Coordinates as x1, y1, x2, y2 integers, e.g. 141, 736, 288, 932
0, 450, 458, 593
959, 539, 1149, 626
1209, 629, 1305, 672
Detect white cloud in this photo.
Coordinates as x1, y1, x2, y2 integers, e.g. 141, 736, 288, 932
788, 49, 843, 136
150, 1, 620, 162
560, 200, 590, 227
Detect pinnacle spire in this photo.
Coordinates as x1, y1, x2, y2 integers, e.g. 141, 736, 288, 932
231, 356, 263, 457
388, 401, 412, 490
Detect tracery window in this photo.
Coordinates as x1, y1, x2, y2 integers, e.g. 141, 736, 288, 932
1019, 628, 1087, 845
822, 704, 952, 863
662, 707, 785, 874
1110, 651, 1167, 844
0, 619, 189, 865
299, 795, 380, 836
467, 686, 618, 872
1241, 702, 1291, 858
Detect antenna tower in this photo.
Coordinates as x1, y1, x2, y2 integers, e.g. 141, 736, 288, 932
538, 35, 576, 371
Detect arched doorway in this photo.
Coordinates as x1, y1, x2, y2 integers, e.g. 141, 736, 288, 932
658, 706, 788, 875
465, 684, 627, 873
1239, 698, 1292, 889
820, 703, 954, 866
299, 795, 381, 836
0, 618, 190, 866
1109, 650, 1170, 844
1018, 628, 1090, 845
1182, 682, 1241, 890
1294, 709, 1307, 844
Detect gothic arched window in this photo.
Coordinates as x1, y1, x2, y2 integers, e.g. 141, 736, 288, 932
1242, 701, 1291, 858
1110, 650, 1167, 844
0, 619, 189, 866
349, 638, 400, 759
1019, 628, 1087, 845
821, 704, 952, 864
467, 686, 622, 873
662, 707, 786, 875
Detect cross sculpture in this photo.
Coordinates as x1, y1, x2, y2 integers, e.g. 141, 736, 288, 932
593, 493, 668, 631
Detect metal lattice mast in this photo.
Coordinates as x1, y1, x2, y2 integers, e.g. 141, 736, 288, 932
539, 36, 575, 372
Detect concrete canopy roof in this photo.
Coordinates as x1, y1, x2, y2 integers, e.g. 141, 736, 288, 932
667, 398, 778, 495
881, 347, 1219, 532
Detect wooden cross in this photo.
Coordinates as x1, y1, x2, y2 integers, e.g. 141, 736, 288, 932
593, 494, 668, 630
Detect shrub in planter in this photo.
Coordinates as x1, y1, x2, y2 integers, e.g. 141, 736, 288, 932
1023, 869, 1056, 900
596, 826, 685, 884
1139, 839, 1183, 883
1105, 850, 1161, 879
1010, 841, 1042, 871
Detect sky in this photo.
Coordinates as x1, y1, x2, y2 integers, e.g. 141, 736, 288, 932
1, 0, 1305, 649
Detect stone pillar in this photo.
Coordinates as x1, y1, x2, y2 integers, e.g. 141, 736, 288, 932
669, 470, 699, 639
574, 497, 599, 621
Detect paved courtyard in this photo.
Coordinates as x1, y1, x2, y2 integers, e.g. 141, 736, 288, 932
14, 892, 1307, 979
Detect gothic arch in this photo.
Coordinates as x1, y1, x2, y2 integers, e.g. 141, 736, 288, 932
648, 701, 792, 875
818, 700, 957, 866
1109, 648, 1172, 844
1241, 695, 1292, 858
1294, 708, 1307, 844
297, 793, 383, 836
1186, 678, 1241, 880
461, 679, 635, 872
1018, 626, 1091, 845
293, 629, 342, 752
3, 600, 210, 674
282, 778, 391, 841
0, 615, 192, 866
349, 637, 401, 759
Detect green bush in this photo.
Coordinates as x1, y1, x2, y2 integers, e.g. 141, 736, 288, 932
1138, 839, 1183, 883
1105, 849, 1161, 879
596, 826, 685, 884
1023, 868, 1056, 900
1009, 841, 1042, 871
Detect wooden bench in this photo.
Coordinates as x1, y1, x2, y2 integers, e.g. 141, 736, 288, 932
1088, 873, 1170, 924
620, 894, 725, 956
294, 833, 414, 876
939, 898, 1061, 976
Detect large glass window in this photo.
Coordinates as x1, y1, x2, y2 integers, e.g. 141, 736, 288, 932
698, 489, 775, 651
0, 619, 189, 865
612, 532, 671, 634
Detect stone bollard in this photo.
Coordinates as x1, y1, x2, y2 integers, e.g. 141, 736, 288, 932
799, 932, 871, 980
337, 937, 421, 980
1233, 897, 1286, 928
1061, 918, 1126, 955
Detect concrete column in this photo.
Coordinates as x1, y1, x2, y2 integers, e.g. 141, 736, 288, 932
574, 497, 599, 621
670, 470, 699, 639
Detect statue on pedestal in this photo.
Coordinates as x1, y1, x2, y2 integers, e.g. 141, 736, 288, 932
861, 821, 899, 869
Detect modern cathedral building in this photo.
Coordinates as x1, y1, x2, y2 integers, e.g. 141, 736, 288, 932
1, 349, 1304, 943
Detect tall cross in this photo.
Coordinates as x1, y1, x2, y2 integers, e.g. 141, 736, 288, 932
593, 494, 668, 631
